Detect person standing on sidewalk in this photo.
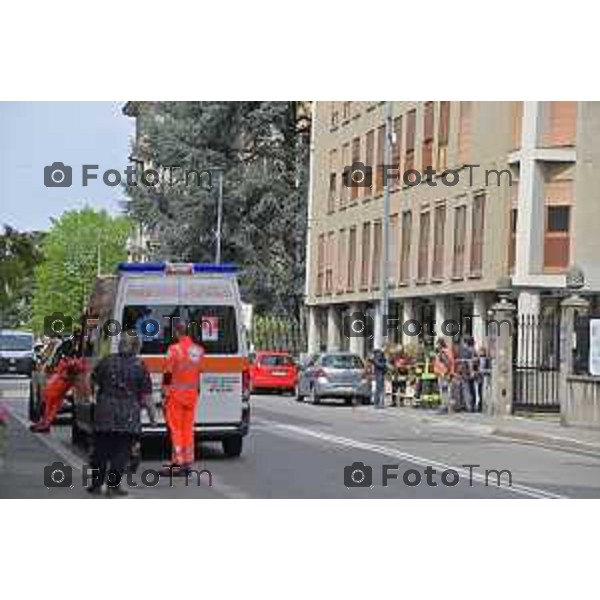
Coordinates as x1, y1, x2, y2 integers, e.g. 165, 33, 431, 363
87, 334, 155, 497
434, 339, 455, 413
457, 336, 476, 411
161, 322, 205, 475
372, 348, 387, 408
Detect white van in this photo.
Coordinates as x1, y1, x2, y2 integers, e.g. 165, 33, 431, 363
73, 262, 250, 457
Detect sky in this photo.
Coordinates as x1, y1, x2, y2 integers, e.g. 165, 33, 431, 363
0, 101, 134, 232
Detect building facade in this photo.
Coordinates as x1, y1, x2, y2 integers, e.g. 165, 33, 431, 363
305, 101, 600, 356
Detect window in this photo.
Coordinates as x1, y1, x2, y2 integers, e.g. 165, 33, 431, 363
330, 102, 339, 129
325, 231, 335, 293
470, 193, 486, 275
375, 125, 385, 194
544, 102, 577, 147
347, 226, 357, 290
418, 211, 431, 281
432, 203, 446, 279
438, 101, 450, 171
405, 109, 416, 176
547, 205, 570, 231
508, 208, 517, 271
389, 214, 399, 286
365, 130, 374, 199
343, 101, 352, 121
121, 305, 238, 355
392, 116, 402, 190
452, 205, 467, 277
399, 210, 412, 283
317, 233, 325, 295
328, 149, 337, 213
458, 101, 472, 166
351, 137, 360, 201
544, 206, 570, 270
340, 143, 350, 208
422, 101, 434, 173
337, 229, 346, 292
372, 220, 382, 288
360, 222, 371, 288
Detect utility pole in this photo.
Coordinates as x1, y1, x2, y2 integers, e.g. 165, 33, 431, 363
378, 100, 393, 349
215, 168, 224, 264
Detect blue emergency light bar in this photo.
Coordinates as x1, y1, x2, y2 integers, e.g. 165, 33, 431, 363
117, 262, 239, 274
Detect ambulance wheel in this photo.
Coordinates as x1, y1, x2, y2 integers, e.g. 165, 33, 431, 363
222, 436, 243, 458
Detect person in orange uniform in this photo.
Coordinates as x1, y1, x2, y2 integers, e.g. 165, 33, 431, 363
30, 341, 86, 433
161, 322, 205, 475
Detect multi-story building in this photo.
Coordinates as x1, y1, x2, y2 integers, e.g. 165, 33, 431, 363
305, 101, 600, 356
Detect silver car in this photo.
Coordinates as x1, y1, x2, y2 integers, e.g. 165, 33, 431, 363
296, 352, 371, 405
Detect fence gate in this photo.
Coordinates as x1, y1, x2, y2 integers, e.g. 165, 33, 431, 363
512, 314, 561, 412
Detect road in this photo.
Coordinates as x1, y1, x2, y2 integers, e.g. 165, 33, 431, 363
2, 377, 600, 498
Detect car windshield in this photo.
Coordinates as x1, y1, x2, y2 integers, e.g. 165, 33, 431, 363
121, 305, 238, 355
321, 354, 363, 369
0, 333, 33, 351
260, 355, 294, 367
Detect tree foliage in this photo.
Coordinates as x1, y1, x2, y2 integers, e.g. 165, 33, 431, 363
0, 225, 43, 328
125, 101, 310, 317
31, 208, 132, 333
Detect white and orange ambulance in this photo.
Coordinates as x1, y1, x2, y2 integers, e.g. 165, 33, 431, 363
73, 262, 250, 457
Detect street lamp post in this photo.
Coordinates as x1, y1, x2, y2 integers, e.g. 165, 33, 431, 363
378, 100, 393, 349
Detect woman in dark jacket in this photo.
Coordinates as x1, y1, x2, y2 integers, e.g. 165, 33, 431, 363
87, 335, 155, 497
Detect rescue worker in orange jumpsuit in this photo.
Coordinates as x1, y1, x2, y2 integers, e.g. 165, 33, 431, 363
30, 341, 86, 433
161, 322, 205, 475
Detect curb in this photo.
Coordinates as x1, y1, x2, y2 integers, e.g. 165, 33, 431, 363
378, 406, 600, 458
491, 427, 600, 458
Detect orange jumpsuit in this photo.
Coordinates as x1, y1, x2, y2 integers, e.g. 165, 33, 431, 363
163, 336, 204, 466
40, 357, 85, 426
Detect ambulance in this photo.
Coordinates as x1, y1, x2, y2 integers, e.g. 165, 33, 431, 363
73, 262, 250, 457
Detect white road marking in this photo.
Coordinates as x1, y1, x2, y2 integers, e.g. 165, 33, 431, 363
255, 419, 567, 499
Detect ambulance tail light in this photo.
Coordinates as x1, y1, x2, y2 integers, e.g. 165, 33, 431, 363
242, 366, 251, 400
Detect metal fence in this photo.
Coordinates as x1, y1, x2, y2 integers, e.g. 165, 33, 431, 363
248, 315, 307, 356
512, 313, 561, 412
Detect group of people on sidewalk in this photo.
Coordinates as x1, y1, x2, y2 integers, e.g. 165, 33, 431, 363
30, 323, 205, 497
367, 336, 491, 413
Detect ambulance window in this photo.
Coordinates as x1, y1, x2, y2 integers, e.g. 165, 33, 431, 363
184, 305, 238, 355
121, 305, 179, 355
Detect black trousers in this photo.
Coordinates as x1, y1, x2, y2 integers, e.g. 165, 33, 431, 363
89, 432, 132, 488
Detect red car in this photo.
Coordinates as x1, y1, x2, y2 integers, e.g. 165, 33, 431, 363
249, 351, 298, 395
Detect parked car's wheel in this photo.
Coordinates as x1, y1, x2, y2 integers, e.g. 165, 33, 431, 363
310, 386, 320, 405
222, 436, 243, 458
345, 397, 353, 406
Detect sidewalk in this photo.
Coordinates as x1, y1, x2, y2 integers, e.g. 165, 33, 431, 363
385, 405, 600, 457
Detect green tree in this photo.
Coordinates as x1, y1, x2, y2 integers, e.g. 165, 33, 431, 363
126, 101, 310, 317
31, 208, 132, 334
0, 226, 43, 328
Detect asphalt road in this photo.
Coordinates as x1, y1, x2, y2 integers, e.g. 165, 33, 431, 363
2, 377, 600, 498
